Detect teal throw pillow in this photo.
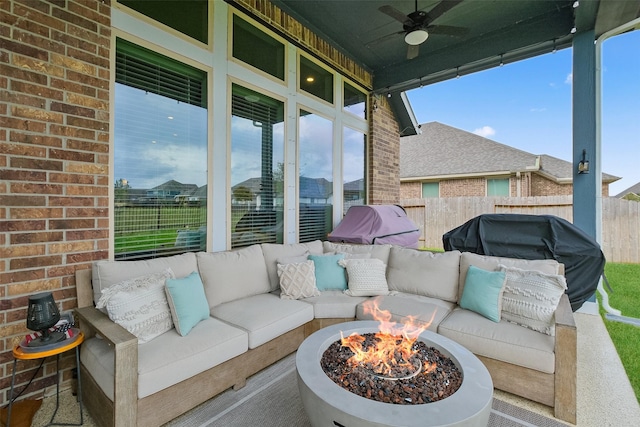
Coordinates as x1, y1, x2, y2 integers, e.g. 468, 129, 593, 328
459, 265, 506, 322
308, 254, 347, 291
165, 271, 210, 336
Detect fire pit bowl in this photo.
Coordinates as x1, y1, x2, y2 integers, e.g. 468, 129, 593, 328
296, 321, 493, 427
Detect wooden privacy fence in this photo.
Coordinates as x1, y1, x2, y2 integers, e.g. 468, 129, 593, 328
400, 196, 640, 264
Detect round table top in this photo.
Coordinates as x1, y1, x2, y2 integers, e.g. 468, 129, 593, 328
13, 330, 84, 360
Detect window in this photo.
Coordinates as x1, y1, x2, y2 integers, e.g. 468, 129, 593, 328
343, 127, 366, 213
343, 82, 367, 119
232, 14, 285, 81
299, 56, 334, 104
487, 178, 510, 196
230, 84, 285, 248
114, 39, 208, 260
299, 110, 333, 242
422, 182, 439, 198
118, 0, 208, 44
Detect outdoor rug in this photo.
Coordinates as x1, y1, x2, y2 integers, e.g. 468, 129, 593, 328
164, 353, 568, 427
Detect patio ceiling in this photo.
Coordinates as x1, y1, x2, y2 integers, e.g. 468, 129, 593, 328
268, 0, 640, 132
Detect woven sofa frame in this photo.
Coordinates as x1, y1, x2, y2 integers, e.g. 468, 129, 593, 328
74, 267, 577, 426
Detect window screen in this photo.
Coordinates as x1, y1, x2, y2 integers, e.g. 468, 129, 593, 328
344, 82, 366, 119
422, 182, 439, 198
232, 14, 285, 81
114, 39, 208, 260
230, 84, 285, 248
343, 127, 366, 213
299, 56, 334, 104
299, 110, 333, 242
487, 178, 510, 196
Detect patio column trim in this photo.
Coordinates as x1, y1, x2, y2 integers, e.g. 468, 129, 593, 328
572, 29, 601, 243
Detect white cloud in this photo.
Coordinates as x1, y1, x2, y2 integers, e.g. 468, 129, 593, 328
565, 72, 573, 85
473, 126, 496, 138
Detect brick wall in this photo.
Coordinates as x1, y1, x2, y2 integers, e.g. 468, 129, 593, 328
530, 174, 572, 196
368, 95, 400, 204
440, 178, 486, 197
0, 0, 110, 405
399, 181, 421, 199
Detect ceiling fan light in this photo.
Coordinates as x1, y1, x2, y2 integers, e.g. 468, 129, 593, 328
405, 29, 429, 45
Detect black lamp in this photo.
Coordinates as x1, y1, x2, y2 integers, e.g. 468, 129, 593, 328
26, 292, 65, 347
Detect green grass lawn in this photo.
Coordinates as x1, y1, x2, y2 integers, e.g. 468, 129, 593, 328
600, 263, 640, 402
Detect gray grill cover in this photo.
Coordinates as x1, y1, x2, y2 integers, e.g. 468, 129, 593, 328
328, 205, 419, 248
443, 213, 606, 311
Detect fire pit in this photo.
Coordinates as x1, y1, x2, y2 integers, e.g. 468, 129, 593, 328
296, 320, 493, 427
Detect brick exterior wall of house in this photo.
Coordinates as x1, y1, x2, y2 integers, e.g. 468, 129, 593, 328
439, 178, 486, 197
530, 174, 573, 196
400, 181, 421, 199
369, 95, 400, 204
0, 0, 111, 405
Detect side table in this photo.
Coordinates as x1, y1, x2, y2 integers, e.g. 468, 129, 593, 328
7, 331, 84, 427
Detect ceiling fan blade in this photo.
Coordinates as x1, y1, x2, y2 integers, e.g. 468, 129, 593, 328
407, 44, 420, 60
379, 5, 410, 24
428, 25, 469, 37
365, 30, 405, 47
425, 0, 464, 25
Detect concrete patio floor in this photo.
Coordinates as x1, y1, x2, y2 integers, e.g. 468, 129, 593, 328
30, 312, 639, 426
494, 311, 640, 426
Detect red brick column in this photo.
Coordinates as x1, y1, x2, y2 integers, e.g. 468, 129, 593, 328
368, 95, 400, 204
0, 0, 110, 404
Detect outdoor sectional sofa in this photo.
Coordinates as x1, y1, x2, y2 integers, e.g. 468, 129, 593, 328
74, 240, 577, 427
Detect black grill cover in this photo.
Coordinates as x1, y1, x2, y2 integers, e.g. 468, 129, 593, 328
442, 214, 605, 311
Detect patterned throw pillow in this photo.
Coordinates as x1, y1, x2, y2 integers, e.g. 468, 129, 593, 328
498, 265, 568, 335
277, 261, 321, 300
339, 258, 389, 297
96, 268, 175, 343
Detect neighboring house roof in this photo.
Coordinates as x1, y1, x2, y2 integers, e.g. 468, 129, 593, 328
344, 179, 364, 192
233, 177, 332, 199
151, 179, 198, 193
615, 181, 640, 198
401, 122, 620, 183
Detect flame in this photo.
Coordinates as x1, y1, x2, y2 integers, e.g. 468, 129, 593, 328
340, 298, 437, 377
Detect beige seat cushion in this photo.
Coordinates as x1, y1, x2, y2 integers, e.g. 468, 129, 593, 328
197, 245, 271, 308
301, 290, 368, 318
387, 247, 461, 303
356, 293, 455, 332
80, 317, 248, 400
438, 307, 555, 374
211, 293, 314, 349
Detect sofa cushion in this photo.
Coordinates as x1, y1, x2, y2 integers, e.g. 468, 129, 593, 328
165, 271, 210, 336
91, 252, 198, 307
386, 247, 461, 303
459, 265, 506, 322
262, 241, 324, 292
80, 317, 248, 400
458, 252, 561, 301
322, 242, 391, 264
498, 265, 568, 335
307, 253, 347, 290
211, 293, 314, 348
95, 269, 175, 344
277, 260, 321, 300
340, 258, 390, 297
438, 307, 555, 374
356, 293, 455, 332
300, 290, 368, 318
197, 245, 270, 309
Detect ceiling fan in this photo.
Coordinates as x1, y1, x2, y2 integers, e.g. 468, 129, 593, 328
378, 0, 468, 59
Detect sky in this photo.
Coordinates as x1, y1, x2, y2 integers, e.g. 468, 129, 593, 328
406, 30, 640, 196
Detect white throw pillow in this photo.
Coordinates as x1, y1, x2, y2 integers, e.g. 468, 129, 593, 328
277, 261, 320, 300
339, 258, 389, 297
96, 268, 175, 343
498, 265, 568, 335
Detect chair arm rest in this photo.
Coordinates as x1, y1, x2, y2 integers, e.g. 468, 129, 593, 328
75, 306, 139, 424
554, 293, 576, 329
